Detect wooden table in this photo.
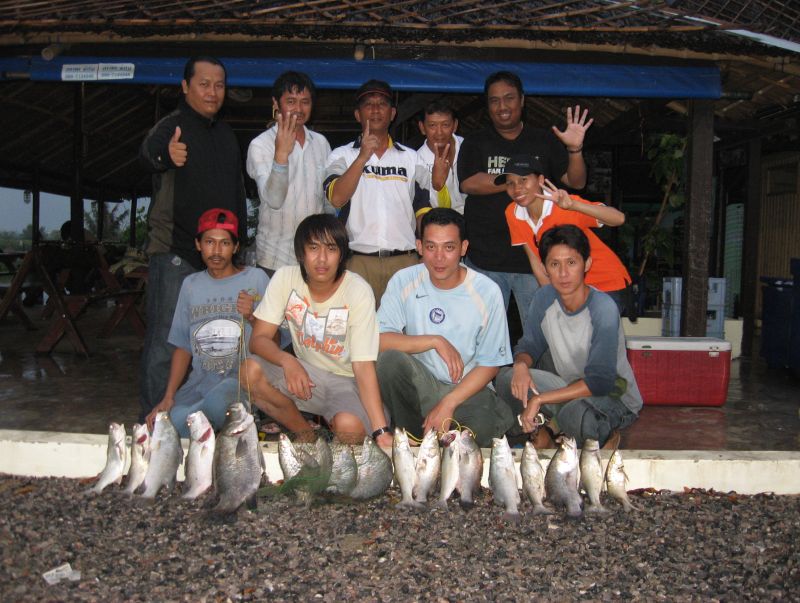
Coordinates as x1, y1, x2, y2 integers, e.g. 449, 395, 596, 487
0, 244, 146, 356
0, 251, 38, 330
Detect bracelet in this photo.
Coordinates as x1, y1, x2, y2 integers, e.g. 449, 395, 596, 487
567, 145, 583, 154
371, 426, 391, 440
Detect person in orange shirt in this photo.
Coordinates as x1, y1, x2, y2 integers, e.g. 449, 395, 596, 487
497, 154, 631, 313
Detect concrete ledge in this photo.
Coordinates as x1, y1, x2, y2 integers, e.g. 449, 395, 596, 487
1, 430, 798, 495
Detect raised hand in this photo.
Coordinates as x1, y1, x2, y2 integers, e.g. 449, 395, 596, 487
431, 142, 452, 193
552, 105, 594, 151
434, 142, 451, 167
273, 111, 298, 165
358, 120, 380, 160
534, 178, 574, 210
168, 126, 187, 167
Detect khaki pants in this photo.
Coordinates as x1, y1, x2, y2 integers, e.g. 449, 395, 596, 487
348, 252, 418, 307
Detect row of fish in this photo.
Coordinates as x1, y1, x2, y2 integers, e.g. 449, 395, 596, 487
276, 432, 394, 503
92, 408, 638, 518
489, 434, 639, 521
89, 403, 264, 514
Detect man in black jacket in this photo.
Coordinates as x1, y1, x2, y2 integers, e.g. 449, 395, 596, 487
138, 55, 247, 422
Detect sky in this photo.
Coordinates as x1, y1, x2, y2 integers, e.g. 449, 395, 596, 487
1, 187, 148, 234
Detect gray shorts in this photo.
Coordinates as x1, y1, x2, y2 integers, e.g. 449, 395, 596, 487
248, 354, 387, 433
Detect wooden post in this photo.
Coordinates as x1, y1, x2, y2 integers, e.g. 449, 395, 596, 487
129, 192, 138, 248
681, 99, 714, 337
97, 198, 106, 241
740, 138, 762, 356
32, 165, 41, 246
70, 83, 85, 243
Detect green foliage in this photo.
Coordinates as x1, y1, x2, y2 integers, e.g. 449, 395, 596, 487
120, 205, 148, 249
635, 133, 687, 277
85, 201, 130, 242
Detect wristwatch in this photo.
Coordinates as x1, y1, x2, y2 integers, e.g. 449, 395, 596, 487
371, 426, 391, 440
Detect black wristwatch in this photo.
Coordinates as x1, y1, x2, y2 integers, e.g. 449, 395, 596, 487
371, 426, 391, 440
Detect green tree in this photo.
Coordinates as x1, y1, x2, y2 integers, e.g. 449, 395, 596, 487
637, 133, 686, 277
85, 201, 130, 241
120, 205, 149, 248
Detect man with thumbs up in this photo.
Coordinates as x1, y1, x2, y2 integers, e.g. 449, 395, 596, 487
323, 79, 432, 305
138, 55, 247, 423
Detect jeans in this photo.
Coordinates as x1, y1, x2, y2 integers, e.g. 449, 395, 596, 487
464, 257, 538, 333
169, 378, 241, 438
495, 366, 638, 447
376, 350, 514, 448
139, 252, 196, 421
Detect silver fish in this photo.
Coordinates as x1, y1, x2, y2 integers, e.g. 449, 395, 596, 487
436, 430, 461, 510
90, 422, 126, 494
349, 436, 394, 500
212, 403, 263, 514
278, 432, 303, 482
123, 423, 150, 495
183, 411, 215, 500
139, 412, 183, 499
545, 435, 583, 518
488, 435, 520, 521
605, 449, 639, 512
456, 430, 483, 510
392, 428, 422, 508
580, 438, 608, 513
521, 441, 552, 515
326, 441, 358, 496
413, 429, 440, 504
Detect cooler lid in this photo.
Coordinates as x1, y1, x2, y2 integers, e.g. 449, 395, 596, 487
625, 336, 731, 352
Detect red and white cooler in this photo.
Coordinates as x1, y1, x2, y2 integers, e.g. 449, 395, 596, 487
625, 336, 731, 406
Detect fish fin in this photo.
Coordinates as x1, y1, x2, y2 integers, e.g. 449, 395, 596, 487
236, 436, 247, 459
434, 500, 449, 512
585, 503, 609, 514
503, 511, 521, 524
532, 504, 554, 516
396, 500, 425, 510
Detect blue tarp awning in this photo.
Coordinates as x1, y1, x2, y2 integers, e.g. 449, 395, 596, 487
1, 56, 721, 99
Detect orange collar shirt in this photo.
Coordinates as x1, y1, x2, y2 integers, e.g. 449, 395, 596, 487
505, 196, 631, 292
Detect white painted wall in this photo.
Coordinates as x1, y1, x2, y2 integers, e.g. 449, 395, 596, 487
2, 430, 797, 495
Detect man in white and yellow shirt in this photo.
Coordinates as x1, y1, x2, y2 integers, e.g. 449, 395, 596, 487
323, 79, 431, 305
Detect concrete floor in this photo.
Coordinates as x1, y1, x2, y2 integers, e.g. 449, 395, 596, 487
1, 306, 798, 450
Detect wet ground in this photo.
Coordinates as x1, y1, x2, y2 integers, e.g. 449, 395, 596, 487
0, 306, 798, 450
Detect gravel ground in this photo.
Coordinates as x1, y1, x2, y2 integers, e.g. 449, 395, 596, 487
0, 474, 798, 602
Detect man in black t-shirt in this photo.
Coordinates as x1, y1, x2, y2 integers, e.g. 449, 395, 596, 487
457, 71, 592, 330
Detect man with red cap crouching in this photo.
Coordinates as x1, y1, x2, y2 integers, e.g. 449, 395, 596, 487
145, 209, 268, 437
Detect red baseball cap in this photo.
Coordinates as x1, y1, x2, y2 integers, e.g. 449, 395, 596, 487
197, 208, 238, 236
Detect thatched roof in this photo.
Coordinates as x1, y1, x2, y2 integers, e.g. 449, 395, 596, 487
0, 1, 797, 201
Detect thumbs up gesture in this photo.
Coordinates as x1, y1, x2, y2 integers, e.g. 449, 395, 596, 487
168, 126, 188, 167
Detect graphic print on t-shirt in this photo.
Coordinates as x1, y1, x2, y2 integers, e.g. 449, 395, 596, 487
193, 318, 242, 374
284, 290, 347, 358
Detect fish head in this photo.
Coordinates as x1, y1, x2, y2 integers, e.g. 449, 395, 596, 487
222, 403, 254, 436
187, 411, 213, 442
459, 430, 478, 452
132, 423, 149, 446
419, 429, 440, 454
523, 440, 539, 460
583, 438, 600, 452
109, 422, 125, 443
393, 427, 409, 449
558, 435, 577, 452
439, 429, 459, 447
